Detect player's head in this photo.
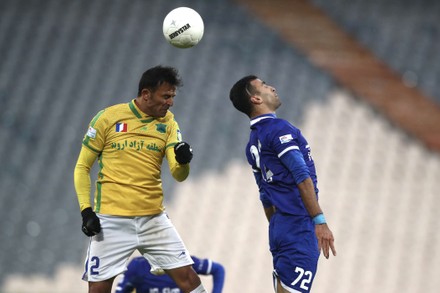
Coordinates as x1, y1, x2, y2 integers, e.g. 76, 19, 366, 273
138, 66, 183, 96
229, 75, 258, 117
230, 75, 280, 117
137, 66, 183, 117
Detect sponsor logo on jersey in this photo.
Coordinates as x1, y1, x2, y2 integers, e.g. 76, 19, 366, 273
279, 134, 293, 144
86, 126, 97, 138
116, 122, 128, 132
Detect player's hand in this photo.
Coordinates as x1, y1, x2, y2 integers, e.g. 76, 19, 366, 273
174, 142, 193, 164
81, 207, 101, 236
315, 223, 336, 259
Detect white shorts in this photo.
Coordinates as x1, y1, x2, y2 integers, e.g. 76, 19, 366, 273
82, 212, 193, 282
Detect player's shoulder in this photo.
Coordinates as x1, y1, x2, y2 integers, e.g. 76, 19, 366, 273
128, 257, 150, 270
90, 102, 129, 122
273, 117, 295, 127
261, 117, 297, 134
131, 256, 148, 264
103, 102, 130, 116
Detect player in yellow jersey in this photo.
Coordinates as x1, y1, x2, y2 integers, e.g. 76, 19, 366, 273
74, 66, 207, 293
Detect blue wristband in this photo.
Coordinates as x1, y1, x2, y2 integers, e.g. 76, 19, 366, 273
313, 213, 326, 225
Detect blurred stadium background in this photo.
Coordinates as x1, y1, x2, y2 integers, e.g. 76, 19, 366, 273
1, 0, 440, 292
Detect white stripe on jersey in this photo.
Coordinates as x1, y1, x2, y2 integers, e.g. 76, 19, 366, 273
278, 145, 299, 158
250, 115, 274, 126
206, 259, 212, 274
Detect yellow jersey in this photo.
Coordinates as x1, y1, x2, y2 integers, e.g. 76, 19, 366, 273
75, 99, 188, 216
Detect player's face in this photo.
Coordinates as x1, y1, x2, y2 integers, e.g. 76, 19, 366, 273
142, 82, 176, 117
251, 79, 281, 111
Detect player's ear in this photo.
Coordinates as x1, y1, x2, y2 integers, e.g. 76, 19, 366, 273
141, 88, 151, 100
250, 95, 263, 105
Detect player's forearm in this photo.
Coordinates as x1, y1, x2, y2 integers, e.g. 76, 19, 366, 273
170, 163, 190, 182
211, 262, 225, 293
166, 145, 190, 182
297, 177, 323, 218
74, 164, 92, 211
73, 147, 97, 211
264, 206, 276, 222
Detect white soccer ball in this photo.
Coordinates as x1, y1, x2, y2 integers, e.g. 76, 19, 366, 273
162, 7, 204, 49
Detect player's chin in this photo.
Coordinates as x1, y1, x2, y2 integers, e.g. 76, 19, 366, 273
157, 109, 168, 117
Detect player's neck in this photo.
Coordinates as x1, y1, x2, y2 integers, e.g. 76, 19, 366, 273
134, 97, 152, 117
250, 110, 276, 119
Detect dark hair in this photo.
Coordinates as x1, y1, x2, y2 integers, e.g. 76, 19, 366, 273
229, 75, 258, 116
138, 66, 183, 96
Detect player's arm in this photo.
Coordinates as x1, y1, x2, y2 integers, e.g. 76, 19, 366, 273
166, 122, 193, 182
209, 261, 225, 293
280, 150, 336, 258
192, 257, 225, 293
166, 142, 191, 182
263, 206, 276, 222
73, 146, 101, 236
74, 146, 98, 211
252, 169, 275, 222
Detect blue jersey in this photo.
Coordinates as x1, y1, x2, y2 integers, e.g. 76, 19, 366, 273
246, 114, 319, 215
115, 256, 225, 293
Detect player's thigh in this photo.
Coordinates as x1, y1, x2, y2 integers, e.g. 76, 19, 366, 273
275, 276, 293, 293
137, 212, 194, 273
83, 215, 138, 282
88, 277, 115, 293
271, 214, 319, 292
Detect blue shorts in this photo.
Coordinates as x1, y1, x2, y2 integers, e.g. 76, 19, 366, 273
269, 212, 320, 292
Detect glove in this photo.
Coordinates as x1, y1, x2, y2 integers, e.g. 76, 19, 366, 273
81, 207, 101, 236
174, 141, 193, 164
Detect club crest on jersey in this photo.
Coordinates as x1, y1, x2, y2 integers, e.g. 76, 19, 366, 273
279, 134, 293, 144
116, 122, 128, 132
86, 126, 97, 138
156, 123, 167, 133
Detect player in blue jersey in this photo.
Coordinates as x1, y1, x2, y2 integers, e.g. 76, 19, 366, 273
115, 256, 225, 293
229, 75, 336, 293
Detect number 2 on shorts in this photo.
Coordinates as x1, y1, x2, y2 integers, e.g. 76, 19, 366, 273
90, 256, 100, 275
291, 266, 313, 291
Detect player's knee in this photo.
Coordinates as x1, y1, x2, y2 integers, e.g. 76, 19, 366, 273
167, 266, 202, 292
189, 283, 207, 293
181, 270, 202, 291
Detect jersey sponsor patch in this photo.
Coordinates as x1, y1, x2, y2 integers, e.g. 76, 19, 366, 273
86, 126, 97, 138
279, 134, 293, 144
177, 129, 182, 142
116, 122, 128, 132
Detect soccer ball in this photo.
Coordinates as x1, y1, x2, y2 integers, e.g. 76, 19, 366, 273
162, 7, 204, 49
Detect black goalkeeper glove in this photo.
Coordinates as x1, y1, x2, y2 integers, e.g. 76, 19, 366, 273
81, 207, 101, 236
174, 141, 193, 164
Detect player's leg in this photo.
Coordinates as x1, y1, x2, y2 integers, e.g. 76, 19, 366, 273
270, 213, 319, 293
137, 212, 207, 293
273, 270, 302, 293
82, 215, 138, 293
165, 265, 205, 293
88, 277, 115, 293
